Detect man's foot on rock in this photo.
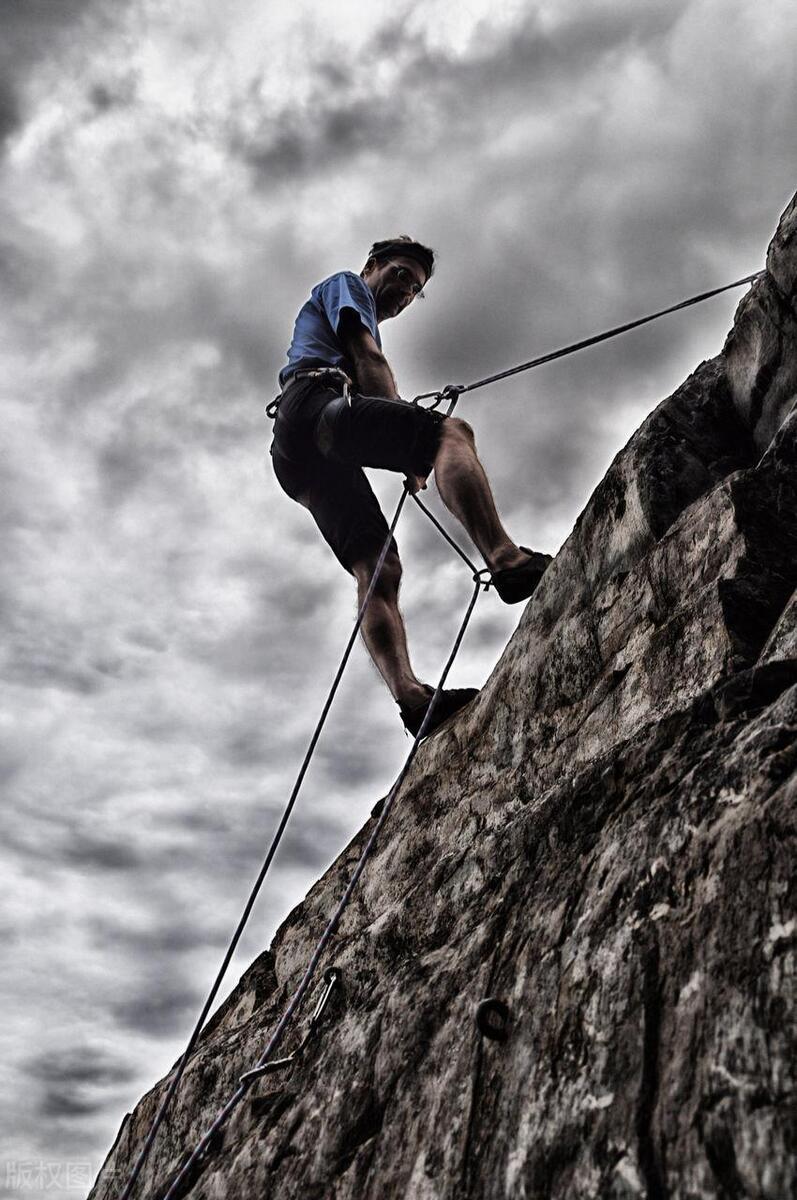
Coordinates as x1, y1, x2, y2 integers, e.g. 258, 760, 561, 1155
491, 546, 552, 605
399, 687, 479, 738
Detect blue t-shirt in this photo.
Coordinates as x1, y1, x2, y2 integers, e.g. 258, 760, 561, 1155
279, 271, 382, 386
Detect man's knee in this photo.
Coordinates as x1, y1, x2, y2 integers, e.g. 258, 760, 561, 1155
353, 549, 402, 595
438, 415, 475, 450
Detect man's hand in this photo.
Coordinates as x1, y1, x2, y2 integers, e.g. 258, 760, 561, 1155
404, 472, 428, 495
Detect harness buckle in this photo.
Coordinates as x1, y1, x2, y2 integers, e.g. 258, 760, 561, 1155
265, 367, 352, 421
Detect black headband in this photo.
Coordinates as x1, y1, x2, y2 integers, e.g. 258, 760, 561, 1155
371, 241, 434, 281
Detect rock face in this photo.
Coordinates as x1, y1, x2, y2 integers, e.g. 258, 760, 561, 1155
92, 197, 797, 1200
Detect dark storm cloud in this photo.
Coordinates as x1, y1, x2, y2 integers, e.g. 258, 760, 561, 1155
382, 0, 689, 103
237, 0, 692, 188
39, 262, 284, 420
41, 1091, 102, 1119
63, 832, 143, 872
89, 912, 224, 956
0, 75, 20, 144
0, 733, 26, 787
239, 97, 406, 185
0, 0, 111, 145
88, 76, 137, 114
2, 640, 104, 695
0, 0, 97, 39
184, 571, 338, 688
26, 1045, 135, 1120
111, 981, 200, 1038
265, 575, 335, 621
96, 418, 180, 508
406, 493, 454, 556
318, 738, 389, 789
279, 810, 349, 870
463, 610, 513, 651
220, 721, 275, 767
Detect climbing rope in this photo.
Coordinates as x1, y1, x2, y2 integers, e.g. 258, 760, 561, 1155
116, 490, 410, 1200
159, 526, 488, 1200
413, 271, 763, 406
115, 265, 762, 1198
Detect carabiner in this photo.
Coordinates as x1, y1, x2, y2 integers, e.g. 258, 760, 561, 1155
439, 383, 465, 415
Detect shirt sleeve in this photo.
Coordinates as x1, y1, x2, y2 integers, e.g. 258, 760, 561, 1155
316, 272, 379, 342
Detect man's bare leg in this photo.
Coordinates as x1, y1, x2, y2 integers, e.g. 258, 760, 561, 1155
352, 552, 430, 708
430, 417, 529, 571
349, 418, 536, 710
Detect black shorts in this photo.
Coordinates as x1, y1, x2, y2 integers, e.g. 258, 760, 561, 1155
270, 376, 446, 573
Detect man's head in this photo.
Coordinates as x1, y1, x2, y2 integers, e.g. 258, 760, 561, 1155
361, 235, 435, 322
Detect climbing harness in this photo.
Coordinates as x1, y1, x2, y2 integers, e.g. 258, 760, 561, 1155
265, 364, 352, 419
117, 267, 763, 1200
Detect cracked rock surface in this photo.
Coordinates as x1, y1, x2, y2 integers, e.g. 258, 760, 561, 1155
91, 196, 797, 1200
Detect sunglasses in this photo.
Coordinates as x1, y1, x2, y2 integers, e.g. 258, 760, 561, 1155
384, 261, 426, 300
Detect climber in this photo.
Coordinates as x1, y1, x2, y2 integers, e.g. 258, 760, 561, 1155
270, 235, 551, 737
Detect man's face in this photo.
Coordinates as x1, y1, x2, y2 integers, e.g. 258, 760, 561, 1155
363, 254, 428, 322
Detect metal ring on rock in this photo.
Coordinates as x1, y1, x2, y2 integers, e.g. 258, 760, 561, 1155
475, 997, 510, 1041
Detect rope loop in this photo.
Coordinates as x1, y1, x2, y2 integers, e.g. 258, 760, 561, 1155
473, 567, 493, 590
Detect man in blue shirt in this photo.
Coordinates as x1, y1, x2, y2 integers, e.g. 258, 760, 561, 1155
271, 236, 550, 737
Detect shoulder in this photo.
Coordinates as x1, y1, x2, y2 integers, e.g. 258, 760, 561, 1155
314, 271, 374, 305
311, 270, 380, 344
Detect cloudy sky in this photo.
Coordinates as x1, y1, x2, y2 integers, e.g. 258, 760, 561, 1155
0, 0, 794, 1192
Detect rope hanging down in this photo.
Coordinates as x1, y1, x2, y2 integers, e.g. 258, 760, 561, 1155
159, 524, 488, 1200
116, 491, 410, 1200
116, 266, 762, 1199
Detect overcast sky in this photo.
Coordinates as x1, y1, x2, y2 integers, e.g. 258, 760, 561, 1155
1, 0, 794, 1192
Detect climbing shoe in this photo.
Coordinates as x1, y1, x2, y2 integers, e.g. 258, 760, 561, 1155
399, 687, 480, 738
491, 547, 552, 604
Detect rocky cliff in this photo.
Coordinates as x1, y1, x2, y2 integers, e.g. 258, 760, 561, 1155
91, 195, 797, 1200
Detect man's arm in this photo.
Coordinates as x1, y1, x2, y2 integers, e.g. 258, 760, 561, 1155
337, 309, 428, 492
337, 309, 400, 400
